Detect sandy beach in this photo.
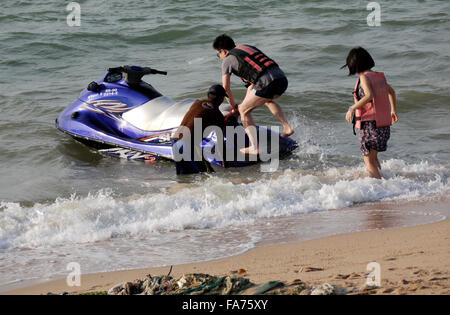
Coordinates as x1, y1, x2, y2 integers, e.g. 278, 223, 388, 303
5, 198, 449, 295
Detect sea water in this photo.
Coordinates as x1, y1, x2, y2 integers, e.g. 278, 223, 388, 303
0, 0, 449, 291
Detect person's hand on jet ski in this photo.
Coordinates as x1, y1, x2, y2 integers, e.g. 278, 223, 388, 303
221, 71, 239, 116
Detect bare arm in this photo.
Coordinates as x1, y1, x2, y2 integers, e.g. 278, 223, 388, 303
222, 73, 237, 111
346, 74, 373, 123
351, 74, 373, 111
171, 104, 195, 140
388, 84, 399, 124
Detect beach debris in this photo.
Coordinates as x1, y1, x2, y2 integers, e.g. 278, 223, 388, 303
299, 266, 324, 273
107, 273, 251, 295
237, 268, 247, 275
105, 273, 357, 296
357, 284, 380, 295
310, 283, 335, 295
252, 281, 284, 295
333, 272, 361, 280
380, 287, 395, 294
290, 279, 304, 285
291, 285, 308, 295
108, 282, 126, 295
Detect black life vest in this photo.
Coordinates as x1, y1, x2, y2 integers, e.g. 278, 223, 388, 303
228, 45, 278, 84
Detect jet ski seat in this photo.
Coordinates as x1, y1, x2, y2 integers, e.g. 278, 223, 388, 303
123, 96, 196, 131
128, 81, 162, 100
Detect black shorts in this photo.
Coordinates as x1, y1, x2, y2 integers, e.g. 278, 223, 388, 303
255, 77, 288, 99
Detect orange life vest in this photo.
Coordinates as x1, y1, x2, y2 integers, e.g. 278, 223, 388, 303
353, 72, 392, 130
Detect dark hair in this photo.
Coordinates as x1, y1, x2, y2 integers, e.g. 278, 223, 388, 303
207, 84, 227, 106
342, 47, 375, 75
207, 94, 225, 107
213, 34, 236, 51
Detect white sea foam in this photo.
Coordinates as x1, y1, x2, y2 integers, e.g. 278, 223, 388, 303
0, 159, 448, 252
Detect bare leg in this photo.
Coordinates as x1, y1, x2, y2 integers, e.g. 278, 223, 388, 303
363, 149, 382, 179
375, 156, 381, 169
265, 99, 294, 137
238, 88, 268, 155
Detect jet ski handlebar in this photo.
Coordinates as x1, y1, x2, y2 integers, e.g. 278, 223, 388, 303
108, 65, 167, 84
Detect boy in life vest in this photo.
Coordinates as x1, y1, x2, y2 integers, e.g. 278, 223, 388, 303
213, 34, 294, 155
343, 47, 399, 179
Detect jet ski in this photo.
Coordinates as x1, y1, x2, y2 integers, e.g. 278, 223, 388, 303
56, 65, 297, 170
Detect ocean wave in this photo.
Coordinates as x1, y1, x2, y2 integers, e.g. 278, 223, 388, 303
0, 159, 448, 252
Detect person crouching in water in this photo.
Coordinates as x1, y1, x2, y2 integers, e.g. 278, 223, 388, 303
171, 85, 227, 174
213, 34, 294, 155
343, 47, 399, 179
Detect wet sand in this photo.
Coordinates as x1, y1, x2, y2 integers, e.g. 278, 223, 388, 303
4, 199, 449, 295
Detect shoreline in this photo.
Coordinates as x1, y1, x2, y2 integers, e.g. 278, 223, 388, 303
4, 198, 449, 295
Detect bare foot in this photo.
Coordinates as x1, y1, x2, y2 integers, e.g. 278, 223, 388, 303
281, 127, 294, 138
240, 146, 260, 155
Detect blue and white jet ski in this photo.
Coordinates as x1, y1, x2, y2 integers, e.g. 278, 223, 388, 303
56, 66, 297, 169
